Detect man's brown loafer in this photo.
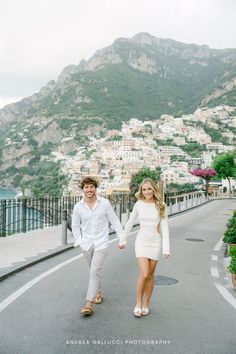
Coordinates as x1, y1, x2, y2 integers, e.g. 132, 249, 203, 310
80, 306, 94, 316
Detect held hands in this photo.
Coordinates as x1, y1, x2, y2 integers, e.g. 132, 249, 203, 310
118, 244, 125, 249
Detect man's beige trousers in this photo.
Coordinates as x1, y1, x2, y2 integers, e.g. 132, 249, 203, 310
82, 245, 108, 301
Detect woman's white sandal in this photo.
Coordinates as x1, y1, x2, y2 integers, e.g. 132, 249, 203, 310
141, 307, 150, 316
133, 306, 142, 317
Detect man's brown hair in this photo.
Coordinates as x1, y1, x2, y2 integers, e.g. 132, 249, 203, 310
80, 176, 99, 189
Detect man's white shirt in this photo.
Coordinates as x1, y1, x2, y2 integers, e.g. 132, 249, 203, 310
72, 196, 123, 251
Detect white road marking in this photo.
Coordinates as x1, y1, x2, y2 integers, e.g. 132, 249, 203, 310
213, 282, 236, 310
211, 255, 218, 261
211, 266, 219, 278
214, 237, 223, 252
0, 254, 84, 313
0, 234, 139, 313
211, 235, 236, 311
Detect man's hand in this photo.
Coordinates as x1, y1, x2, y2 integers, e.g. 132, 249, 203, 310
119, 244, 125, 249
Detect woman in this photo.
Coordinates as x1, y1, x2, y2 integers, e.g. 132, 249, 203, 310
119, 178, 170, 317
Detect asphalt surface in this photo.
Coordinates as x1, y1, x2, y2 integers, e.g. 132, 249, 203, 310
0, 199, 236, 354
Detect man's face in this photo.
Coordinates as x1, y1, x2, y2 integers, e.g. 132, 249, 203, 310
83, 183, 97, 199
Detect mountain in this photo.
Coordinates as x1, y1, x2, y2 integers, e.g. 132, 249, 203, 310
1, 32, 236, 131
0, 32, 236, 191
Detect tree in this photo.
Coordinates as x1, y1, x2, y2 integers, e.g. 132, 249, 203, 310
191, 168, 217, 196
213, 152, 236, 196
166, 183, 196, 194
129, 167, 161, 196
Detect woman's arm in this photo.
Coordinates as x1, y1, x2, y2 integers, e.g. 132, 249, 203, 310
161, 213, 170, 257
119, 202, 139, 246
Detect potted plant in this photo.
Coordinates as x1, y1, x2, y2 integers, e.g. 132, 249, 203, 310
228, 247, 236, 289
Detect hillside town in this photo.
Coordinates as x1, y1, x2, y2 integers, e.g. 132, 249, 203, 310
50, 105, 236, 195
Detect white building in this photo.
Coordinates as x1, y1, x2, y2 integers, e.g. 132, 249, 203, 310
173, 136, 186, 146
129, 118, 143, 129
157, 146, 186, 156
161, 169, 180, 183
202, 151, 214, 166
121, 149, 143, 162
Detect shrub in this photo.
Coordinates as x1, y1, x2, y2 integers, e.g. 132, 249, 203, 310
228, 257, 236, 274
229, 246, 236, 259
223, 211, 236, 244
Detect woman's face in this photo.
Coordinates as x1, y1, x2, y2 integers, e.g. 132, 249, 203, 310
142, 182, 154, 201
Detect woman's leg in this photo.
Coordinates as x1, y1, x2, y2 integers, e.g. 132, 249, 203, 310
136, 257, 150, 307
143, 259, 158, 308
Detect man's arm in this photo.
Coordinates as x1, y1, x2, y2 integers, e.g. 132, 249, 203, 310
71, 204, 82, 245
106, 201, 123, 240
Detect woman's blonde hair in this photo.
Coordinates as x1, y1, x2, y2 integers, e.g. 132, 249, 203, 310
135, 178, 166, 218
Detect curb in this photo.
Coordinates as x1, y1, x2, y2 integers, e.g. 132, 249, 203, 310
0, 244, 74, 283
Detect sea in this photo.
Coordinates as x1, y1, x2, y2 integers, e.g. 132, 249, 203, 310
0, 188, 42, 235
0, 188, 17, 200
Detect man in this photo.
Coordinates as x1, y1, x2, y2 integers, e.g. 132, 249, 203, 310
72, 176, 123, 316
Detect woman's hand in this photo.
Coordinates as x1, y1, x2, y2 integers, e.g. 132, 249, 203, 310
163, 254, 170, 259
119, 244, 125, 249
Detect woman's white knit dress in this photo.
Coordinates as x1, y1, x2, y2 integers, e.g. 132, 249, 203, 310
120, 200, 170, 260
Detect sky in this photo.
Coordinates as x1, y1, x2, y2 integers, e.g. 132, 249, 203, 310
1, 0, 236, 109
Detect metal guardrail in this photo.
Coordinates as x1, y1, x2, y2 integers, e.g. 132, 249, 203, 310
0, 196, 79, 237
0, 194, 135, 237
61, 191, 209, 245
0, 191, 209, 237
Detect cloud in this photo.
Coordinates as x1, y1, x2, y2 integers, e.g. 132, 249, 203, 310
0, 0, 236, 108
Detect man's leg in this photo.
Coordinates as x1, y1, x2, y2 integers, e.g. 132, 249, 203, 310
86, 247, 108, 303
81, 246, 108, 313
80, 245, 95, 313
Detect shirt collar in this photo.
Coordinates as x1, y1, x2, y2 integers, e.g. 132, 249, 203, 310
79, 195, 102, 204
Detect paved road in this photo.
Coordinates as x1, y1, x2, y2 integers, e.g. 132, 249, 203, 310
0, 200, 236, 354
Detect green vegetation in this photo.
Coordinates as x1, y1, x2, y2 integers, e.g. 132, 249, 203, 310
74, 133, 89, 145
213, 152, 236, 194
223, 211, 236, 244
129, 167, 161, 196
166, 183, 196, 194
181, 142, 206, 157
228, 257, 236, 274
228, 244, 236, 284
208, 87, 236, 108
131, 132, 145, 138
202, 124, 226, 143
17, 54, 234, 127
107, 135, 122, 141
1, 157, 68, 197
155, 138, 175, 146
68, 150, 77, 156
84, 149, 96, 160
30, 161, 68, 197
59, 118, 78, 129
229, 109, 236, 116
223, 211, 236, 279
